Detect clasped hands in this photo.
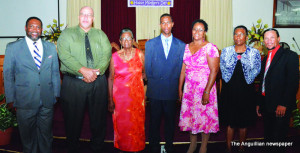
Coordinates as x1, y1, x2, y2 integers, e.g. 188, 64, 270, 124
79, 67, 100, 83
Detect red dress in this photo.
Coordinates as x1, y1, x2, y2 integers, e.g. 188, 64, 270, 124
112, 49, 145, 152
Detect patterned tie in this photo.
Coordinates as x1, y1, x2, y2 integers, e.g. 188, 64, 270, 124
33, 42, 42, 70
85, 33, 94, 68
262, 51, 272, 94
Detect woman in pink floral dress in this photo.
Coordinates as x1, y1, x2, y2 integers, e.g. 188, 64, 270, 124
178, 19, 220, 153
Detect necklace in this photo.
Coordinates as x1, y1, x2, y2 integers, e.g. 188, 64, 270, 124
123, 48, 133, 61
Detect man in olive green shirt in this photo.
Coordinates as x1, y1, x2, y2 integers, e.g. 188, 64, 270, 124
57, 6, 111, 153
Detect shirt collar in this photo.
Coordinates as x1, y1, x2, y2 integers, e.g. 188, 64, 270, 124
77, 25, 94, 36
161, 34, 173, 41
25, 36, 42, 45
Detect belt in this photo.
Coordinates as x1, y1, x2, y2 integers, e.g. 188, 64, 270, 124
64, 72, 101, 79
64, 73, 84, 79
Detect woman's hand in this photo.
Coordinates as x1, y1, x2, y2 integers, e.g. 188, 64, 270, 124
108, 100, 115, 113
202, 92, 210, 105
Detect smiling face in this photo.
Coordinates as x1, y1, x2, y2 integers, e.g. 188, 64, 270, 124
25, 19, 42, 41
192, 22, 206, 41
78, 7, 94, 32
264, 30, 280, 50
119, 32, 133, 49
160, 16, 174, 37
234, 28, 247, 46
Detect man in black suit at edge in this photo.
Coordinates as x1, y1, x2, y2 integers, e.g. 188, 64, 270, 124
257, 28, 299, 153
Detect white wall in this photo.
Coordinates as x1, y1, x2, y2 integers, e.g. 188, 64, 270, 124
233, 0, 300, 53
0, 0, 67, 54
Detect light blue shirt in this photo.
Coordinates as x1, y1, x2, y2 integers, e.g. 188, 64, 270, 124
161, 34, 173, 59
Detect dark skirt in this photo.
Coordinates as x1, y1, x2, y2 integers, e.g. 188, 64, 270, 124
219, 60, 257, 128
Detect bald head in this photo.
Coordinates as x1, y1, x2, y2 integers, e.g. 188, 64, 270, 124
79, 6, 94, 16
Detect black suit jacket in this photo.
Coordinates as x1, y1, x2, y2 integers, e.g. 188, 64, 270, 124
258, 47, 299, 113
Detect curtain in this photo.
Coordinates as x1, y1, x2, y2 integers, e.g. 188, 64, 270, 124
101, 0, 136, 46
200, 0, 233, 50
170, 0, 200, 43
136, 8, 170, 41
67, 0, 101, 28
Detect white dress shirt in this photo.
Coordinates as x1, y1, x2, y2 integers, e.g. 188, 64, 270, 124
25, 36, 44, 62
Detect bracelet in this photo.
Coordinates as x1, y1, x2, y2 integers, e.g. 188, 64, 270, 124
203, 91, 210, 94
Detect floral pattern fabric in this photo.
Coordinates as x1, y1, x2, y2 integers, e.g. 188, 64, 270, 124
220, 45, 261, 84
179, 43, 220, 134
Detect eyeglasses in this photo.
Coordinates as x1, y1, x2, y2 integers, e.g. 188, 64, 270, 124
234, 33, 246, 37
193, 28, 204, 32
79, 13, 94, 18
120, 37, 133, 41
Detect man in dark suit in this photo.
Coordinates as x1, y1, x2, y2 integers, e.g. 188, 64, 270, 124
256, 28, 299, 153
3, 17, 61, 153
145, 13, 185, 153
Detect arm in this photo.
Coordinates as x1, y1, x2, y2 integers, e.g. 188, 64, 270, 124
249, 49, 261, 80
57, 31, 84, 75
178, 63, 186, 101
51, 44, 61, 99
3, 43, 15, 108
99, 31, 112, 74
108, 58, 115, 113
145, 42, 153, 79
139, 50, 146, 80
276, 52, 299, 117
202, 53, 220, 105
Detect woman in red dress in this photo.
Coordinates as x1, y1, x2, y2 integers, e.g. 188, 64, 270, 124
108, 28, 145, 153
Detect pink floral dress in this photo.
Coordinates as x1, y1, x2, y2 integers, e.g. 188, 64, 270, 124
179, 43, 220, 134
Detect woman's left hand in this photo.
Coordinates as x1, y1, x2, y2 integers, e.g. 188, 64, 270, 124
202, 93, 210, 105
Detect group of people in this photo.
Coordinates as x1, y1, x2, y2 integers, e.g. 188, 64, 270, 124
3, 5, 299, 153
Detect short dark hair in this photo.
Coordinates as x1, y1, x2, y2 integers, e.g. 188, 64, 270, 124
233, 25, 248, 36
263, 28, 280, 38
25, 16, 43, 28
191, 19, 208, 32
160, 13, 173, 22
119, 28, 134, 40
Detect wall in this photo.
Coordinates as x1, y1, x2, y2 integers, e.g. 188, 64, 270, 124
1, 0, 299, 54
233, 0, 300, 53
0, 0, 67, 54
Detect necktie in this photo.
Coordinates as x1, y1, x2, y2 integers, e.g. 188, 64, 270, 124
85, 33, 94, 68
33, 42, 42, 70
165, 39, 169, 57
262, 51, 272, 94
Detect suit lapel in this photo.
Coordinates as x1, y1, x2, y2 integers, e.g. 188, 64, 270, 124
156, 36, 166, 60
21, 39, 39, 72
167, 37, 178, 61
40, 41, 48, 70
268, 47, 284, 73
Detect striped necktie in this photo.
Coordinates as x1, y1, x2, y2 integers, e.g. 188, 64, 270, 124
262, 51, 272, 94
33, 42, 42, 70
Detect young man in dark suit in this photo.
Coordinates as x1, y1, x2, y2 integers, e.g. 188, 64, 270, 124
145, 13, 185, 153
3, 17, 61, 153
257, 28, 299, 153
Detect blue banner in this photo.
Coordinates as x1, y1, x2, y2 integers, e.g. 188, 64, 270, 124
128, 0, 173, 7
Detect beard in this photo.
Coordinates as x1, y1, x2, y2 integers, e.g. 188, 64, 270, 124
26, 32, 41, 41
